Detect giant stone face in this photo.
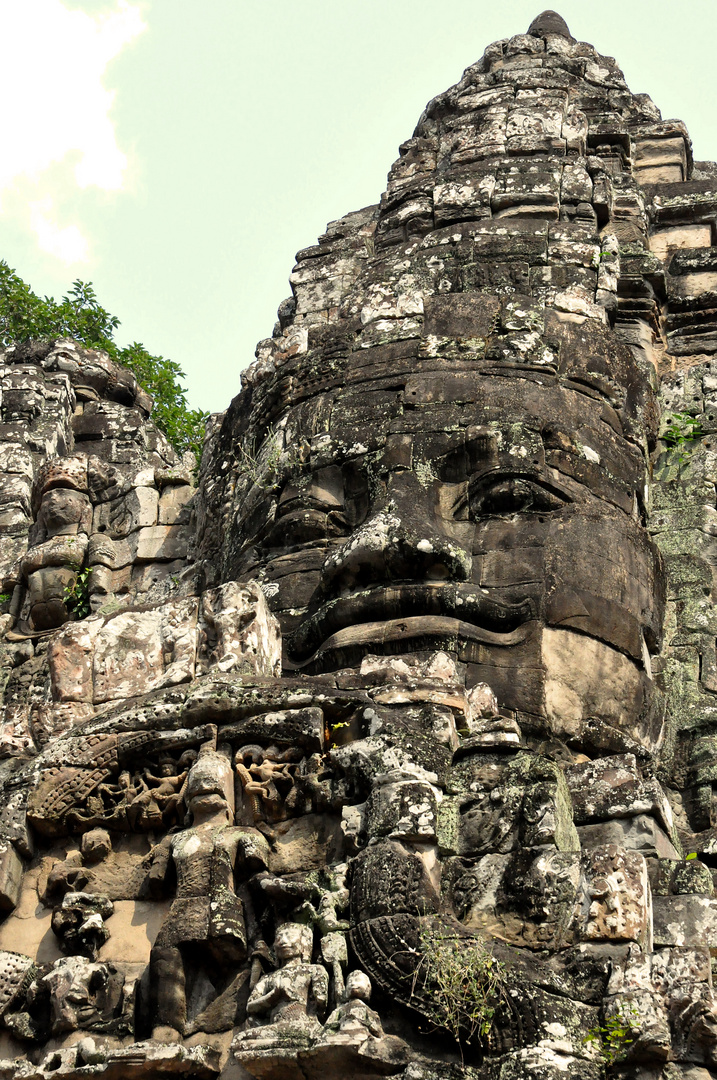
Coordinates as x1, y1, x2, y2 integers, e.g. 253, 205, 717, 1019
228, 301, 664, 751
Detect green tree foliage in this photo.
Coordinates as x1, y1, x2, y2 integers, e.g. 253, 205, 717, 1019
0, 261, 207, 460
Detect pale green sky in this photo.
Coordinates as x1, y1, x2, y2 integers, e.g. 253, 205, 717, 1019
1, 0, 716, 414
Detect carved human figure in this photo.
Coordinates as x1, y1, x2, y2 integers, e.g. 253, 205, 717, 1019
148, 744, 268, 1039
233, 922, 329, 1049
235, 743, 302, 823
321, 971, 383, 1041
51, 892, 114, 961
126, 751, 195, 831
42, 956, 130, 1036
45, 828, 113, 898
65, 770, 139, 831
14, 456, 92, 633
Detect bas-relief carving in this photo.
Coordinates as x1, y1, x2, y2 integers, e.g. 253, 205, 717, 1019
4, 10, 717, 1080
147, 741, 267, 1040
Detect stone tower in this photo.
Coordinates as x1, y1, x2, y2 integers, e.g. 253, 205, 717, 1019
0, 11, 716, 1080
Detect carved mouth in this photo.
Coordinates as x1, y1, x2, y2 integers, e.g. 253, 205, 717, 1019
285, 583, 536, 669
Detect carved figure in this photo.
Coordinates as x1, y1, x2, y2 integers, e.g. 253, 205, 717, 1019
296, 752, 336, 814
18, 459, 92, 633
42, 956, 131, 1037
126, 751, 195, 830
235, 744, 302, 822
64, 771, 139, 832
148, 744, 269, 1039
314, 967, 409, 1072
233, 922, 328, 1051
322, 970, 381, 1039
51, 892, 113, 961
45, 828, 113, 898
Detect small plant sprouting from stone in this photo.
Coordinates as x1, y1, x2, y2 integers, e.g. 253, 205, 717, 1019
414, 928, 506, 1054
63, 567, 91, 620
237, 426, 284, 490
662, 412, 704, 463
584, 1004, 640, 1066
327, 719, 353, 747
0, 593, 11, 605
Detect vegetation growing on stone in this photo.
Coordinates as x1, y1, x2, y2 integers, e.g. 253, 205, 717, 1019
0, 261, 207, 459
584, 1005, 640, 1067
416, 928, 506, 1053
63, 567, 91, 621
236, 425, 285, 490
662, 411, 704, 463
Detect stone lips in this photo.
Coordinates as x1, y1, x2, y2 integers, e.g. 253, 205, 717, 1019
286, 582, 537, 665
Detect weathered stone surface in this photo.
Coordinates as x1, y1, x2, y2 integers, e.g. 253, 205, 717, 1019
47, 583, 279, 703
92, 600, 199, 702
5, 11, 717, 1080
198, 580, 281, 678
0, 845, 23, 914
92, 486, 158, 536
653, 894, 717, 947
47, 618, 103, 702
158, 483, 193, 524
134, 523, 189, 561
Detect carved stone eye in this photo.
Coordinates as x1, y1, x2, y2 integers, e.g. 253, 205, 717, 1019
470, 477, 565, 518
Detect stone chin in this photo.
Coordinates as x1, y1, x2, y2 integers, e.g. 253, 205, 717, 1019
542, 628, 663, 753
187, 792, 230, 818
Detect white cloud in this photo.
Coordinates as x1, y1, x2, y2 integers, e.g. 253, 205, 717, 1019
0, 0, 146, 264
31, 199, 89, 264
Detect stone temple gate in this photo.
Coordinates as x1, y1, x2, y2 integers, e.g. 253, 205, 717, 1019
1, 9, 717, 1079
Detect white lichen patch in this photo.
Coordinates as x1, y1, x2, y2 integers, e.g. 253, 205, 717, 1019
579, 443, 601, 464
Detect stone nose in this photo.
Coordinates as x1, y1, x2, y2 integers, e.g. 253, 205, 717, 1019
316, 473, 471, 601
